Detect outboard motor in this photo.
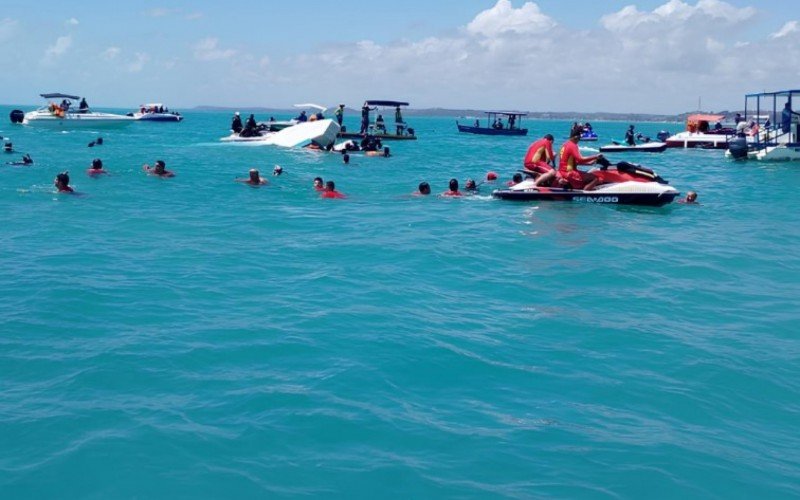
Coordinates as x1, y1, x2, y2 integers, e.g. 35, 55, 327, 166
9, 110, 24, 124
727, 135, 749, 160
656, 130, 670, 142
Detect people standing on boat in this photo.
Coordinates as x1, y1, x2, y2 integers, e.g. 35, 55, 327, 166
508, 114, 516, 130
335, 105, 345, 126
375, 114, 386, 134
782, 102, 800, 135
360, 102, 374, 134
79, 97, 89, 113
734, 113, 743, 124
523, 134, 555, 175
297, 110, 308, 122
231, 112, 243, 134
474, 119, 480, 127
395, 106, 404, 135
625, 125, 636, 146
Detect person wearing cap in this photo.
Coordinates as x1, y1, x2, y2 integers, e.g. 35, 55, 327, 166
321, 180, 346, 199
87, 158, 108, 175
143, 160, 174, 177
523, 134, 555, 175
54, 172, 74, 193
334, 104, 345, 126
231, 112, 243, 134
625, 125, 636, 146
235, 169, 268, 186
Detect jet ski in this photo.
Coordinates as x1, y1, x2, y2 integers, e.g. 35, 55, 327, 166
492, 160, 679, 206
580, 130, 598, 141
599, 141, 667, 153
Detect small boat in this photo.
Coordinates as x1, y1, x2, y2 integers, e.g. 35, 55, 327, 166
456, 111, 528, 136
492, 162, 679, 207
338, 100, 417, 140
12, 93, 134, 128
599, 142, 667, 153
580, 130, 598, 141
220, 103, 326, 142
726, 89, 800, 162
665, 114, 733, 149
129, 103, 183, 122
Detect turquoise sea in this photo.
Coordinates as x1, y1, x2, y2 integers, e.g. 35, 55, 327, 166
1, 108, 799, 498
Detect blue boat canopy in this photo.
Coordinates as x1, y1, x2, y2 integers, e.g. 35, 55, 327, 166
366, 100, 409, 107
40, 93, 81, 100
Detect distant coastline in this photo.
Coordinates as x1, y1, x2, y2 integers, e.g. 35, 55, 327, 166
193, 105, 742, 123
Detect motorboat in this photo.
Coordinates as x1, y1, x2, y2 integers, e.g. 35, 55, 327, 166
220, 103, 326, 142
726, 89, 800, 162
338, 100, 417, 140
264, 119, 340, 148
492, 161, 679, 206
457, 111, 528, 136
11, 93, 134, 128
599, 141, 667, 153
665, 114, 733, 149
129, 103, 183, 122
580, 130, 598, 141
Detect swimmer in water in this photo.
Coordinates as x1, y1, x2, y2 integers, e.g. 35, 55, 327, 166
3, 142, 13, 153
415, 182, 431, 196
321, 180, 347, 199
235, 168, 268, 185
143, 160, 174, 177
441, 178, 463, 197
343, 153, 350, 164
273, 165, 283, 176
7, 154, 33, 166
464, 178, 478, 193
54, 171, 74, 193
87, 158, 108, 175
313, 177, 325, 191
680, 191, 698, 204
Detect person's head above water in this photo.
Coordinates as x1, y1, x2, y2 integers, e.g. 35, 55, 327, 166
418, 182, 431, 195
313, 177, 323, 188
685, 191, 698, 203
54, 171, 71, 191
325, 180, 335, 191
154, 160, 166, 174
273, 165, 283, 176
343, 153, 350, 164
248, 169, 260, 182
91, 158, 103, 170
544, 134, 554, 142
465, 178, 477, 190
449, 178, 459, 192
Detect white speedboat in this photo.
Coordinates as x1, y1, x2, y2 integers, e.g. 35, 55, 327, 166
264, 119, 340, 148
664, 114, 732, 149
219, 103, 329, 143
130, 103, 183, 122
16, 93, 134, 128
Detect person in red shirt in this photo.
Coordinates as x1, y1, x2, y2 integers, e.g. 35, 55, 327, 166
523, 134, 555, 175
321, 180, 346, 199
86, 158, 108, 176
537, 131, 602, 190
441, 178, 463, 197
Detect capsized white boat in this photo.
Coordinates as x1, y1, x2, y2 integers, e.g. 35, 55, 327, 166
264, 119, 340, 148
16, 93, 134, 128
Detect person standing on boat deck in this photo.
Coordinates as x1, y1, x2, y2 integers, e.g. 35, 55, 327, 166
231, 112, 243, 134
508, 114, 516, 130
335, 104, 344, 126
375, 114, 386, 134
523, 134, 555, 175
360, 102, 374, 134
297, 110, 308, 122
782, 102, 800, 135
734, 113, 743, 124
625, 125, 636, 146
79, 97, 89, 112
395, 106, 404, 134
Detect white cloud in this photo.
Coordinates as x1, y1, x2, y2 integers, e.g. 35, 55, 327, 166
102, 47, 120, 60
193, 37, 236, 61
44, 35, 72, 63
466, 0, 555, 37
66, 18, 79, 26
0, 18, 19, 43
146, 8, 173, 17
127, 52, 150, 73
771, 21, 799, 39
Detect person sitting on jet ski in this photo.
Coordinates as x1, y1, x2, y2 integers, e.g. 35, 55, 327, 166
523, 134, 555, 175
536, 130, 602, 190
625, 125, 636, 146
231, 112, 243, 134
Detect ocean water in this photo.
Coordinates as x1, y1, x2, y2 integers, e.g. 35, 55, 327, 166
1, 108, 799, 498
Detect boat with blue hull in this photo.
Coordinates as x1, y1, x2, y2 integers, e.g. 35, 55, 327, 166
726, 89, 800, 162
457, 111, 528, 136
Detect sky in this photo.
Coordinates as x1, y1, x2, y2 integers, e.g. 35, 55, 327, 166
1, 0, 798, 113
